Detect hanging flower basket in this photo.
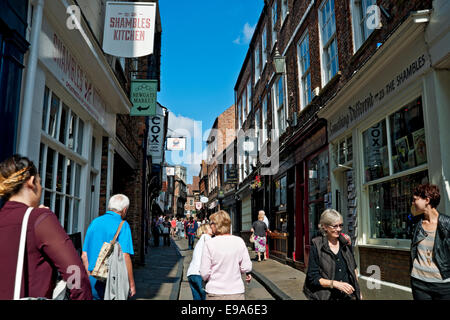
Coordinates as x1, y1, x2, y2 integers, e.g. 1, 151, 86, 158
250, 175, 262, 189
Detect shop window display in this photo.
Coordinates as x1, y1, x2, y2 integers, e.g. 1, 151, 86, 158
390, 97, 427, 173
369, 170, 428, 239
365, 96, 429, 241
363, 120, 389, 182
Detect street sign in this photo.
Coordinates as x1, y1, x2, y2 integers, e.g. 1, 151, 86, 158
130, 79, 158, 116
226, 167, 238, 184
200, 196, 208, 203
195, 202, 202, 210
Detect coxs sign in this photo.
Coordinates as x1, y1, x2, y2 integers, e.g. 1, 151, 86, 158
147, 104, 165, 164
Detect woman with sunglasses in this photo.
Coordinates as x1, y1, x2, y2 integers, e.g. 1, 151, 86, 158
303, 209, 361, 300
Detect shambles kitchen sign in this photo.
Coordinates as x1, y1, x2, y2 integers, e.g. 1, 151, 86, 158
103, 2, 156, 57
130, 79, 158, 116
329, 54, 428, 140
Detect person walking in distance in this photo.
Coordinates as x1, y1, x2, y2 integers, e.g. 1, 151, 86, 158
251, 211, 269, 262
187, 216, 198, 250
170, 217, 177, 238
410, 184, 450, 300
200, 210, 252, 300
0, 155, 92, 300
187, 224, 213, 300
303, 209, 361, 300
82, 194, 136, 300
161, 216, 171, 246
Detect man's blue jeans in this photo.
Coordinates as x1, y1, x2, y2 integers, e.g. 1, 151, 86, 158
188, 275, 206, 300
188, 234, 195, 249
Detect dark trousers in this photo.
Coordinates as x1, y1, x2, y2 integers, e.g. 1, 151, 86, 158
188, 234, 195, 249
163, 233, 170, 246
188, 275, 206, 300
411, 277, 450, 300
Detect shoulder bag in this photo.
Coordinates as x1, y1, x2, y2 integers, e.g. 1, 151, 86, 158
14, 207, 67, 300
91, 220, 125, 282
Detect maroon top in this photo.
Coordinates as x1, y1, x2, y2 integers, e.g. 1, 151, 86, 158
0, 201, 92, 300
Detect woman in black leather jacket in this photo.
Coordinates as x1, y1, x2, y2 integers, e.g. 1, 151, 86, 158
410, 184, 450, 300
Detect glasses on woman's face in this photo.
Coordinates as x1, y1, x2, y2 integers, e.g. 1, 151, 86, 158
328, 223, 344, 230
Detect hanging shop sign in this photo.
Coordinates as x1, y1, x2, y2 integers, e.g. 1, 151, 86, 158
147, 104, 165, 163
130, 79, 158, 116
167, 137, 186, 151
195, 202, 203, 210
166, 167, 175, 176
103, 1, 157, 57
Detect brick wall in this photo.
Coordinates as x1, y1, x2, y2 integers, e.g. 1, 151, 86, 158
359, 247, 411, 287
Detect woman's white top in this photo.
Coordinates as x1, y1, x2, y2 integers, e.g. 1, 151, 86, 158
187, 234, 211, 277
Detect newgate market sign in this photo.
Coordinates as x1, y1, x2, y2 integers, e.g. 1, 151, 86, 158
103, 2, 157, 57
328, 54, 428, 141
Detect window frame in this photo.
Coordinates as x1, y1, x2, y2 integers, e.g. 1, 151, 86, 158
318, 0, 339, 85
297, 30, 312, 110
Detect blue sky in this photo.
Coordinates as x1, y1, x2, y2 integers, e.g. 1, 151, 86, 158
158, 0, 264, 184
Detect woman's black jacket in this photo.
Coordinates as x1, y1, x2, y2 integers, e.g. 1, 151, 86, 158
303, 234, 361, 300
411, 213, 450, 280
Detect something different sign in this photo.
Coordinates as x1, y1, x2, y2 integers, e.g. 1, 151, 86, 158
103, 2, 157, 57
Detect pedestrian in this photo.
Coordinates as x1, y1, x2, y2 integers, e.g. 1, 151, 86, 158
261, 211, 270, 259
251, 211, 269, 262
0, 155, 92, 300
152, 217, 160, 247
171, 217, 177, 238
200, 210, 252, 300
81, 194, 136, 300
161, 216, 171, 246
187, 216, 198, 250
187, 224, 213, 300
177, 218, 185, 239
410, 183, 450, 300
184, 216, 189, 239
303, 209, 361, 300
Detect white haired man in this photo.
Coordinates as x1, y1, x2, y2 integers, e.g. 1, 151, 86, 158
82, 194, 136, 300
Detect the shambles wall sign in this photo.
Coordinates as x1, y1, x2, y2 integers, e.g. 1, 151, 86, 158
130, 79, 158, 116
103, 2, 156, 57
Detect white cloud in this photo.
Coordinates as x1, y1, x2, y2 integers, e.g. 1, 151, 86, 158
233, 22, 256, 45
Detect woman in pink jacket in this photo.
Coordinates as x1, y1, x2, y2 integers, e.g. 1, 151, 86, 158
200, 210, 252, 300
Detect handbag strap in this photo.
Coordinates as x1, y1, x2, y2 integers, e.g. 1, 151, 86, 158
111, 221, 125, 245
14, 207, 33, 300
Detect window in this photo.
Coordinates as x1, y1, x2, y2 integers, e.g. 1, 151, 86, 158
364, 97, 429, 241
297, 32, 312, 109
238, 99, 242, 129
273, 76, 287, 137
40, 86, 87, 233
333, 135, 353, 167
262, 96, 268, 145
281, 0, 289, 25
319, 0, 338, 83
262, 26, 268, 69
274, 176, 287, 208
242, 90, 247, 123
247, 81, 252, 114
255, 108, 261, 152
254, 42, 261, 85
352, 0, 377, 51
272, 1, 278, 48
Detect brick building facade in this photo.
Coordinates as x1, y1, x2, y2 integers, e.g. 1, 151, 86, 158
233, 0, 449, 299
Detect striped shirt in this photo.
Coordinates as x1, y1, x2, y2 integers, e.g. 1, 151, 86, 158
411, 229, 450, 283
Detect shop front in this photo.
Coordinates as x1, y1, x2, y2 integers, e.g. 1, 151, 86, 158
23, 3, 131, 240
319, 15, 450, 298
